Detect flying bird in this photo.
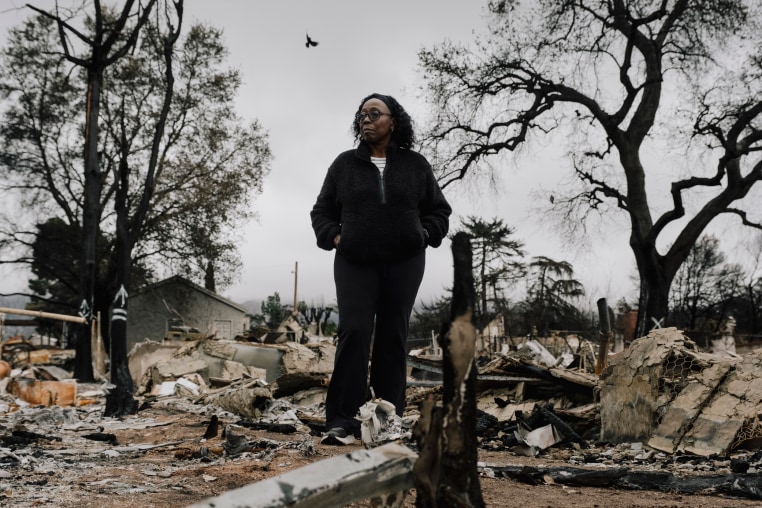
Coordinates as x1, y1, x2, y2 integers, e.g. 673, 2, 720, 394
305, 33, 318, 48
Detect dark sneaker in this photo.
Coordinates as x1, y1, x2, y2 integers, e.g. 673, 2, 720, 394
320, 427, 355, 445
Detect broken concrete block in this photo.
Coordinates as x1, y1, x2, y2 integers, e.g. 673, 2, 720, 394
128, 341, 182, 387
200, 339, 240, 361
220, 360, 266, 382
151, 356, 208, 386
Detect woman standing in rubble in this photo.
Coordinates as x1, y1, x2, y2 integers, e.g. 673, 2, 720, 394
310, 93, 451, 445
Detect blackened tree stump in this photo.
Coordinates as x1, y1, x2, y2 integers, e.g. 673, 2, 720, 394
413, 232, 485, 507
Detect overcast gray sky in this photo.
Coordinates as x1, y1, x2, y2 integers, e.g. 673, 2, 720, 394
1, 0, 639, 310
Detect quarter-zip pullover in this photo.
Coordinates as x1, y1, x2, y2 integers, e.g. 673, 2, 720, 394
311, 141, 451, 263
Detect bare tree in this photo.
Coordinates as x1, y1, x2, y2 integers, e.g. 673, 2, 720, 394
1, 10, 271, 407
731, 232, 762, 334
27, 0, 161, 381
1, 16, 270, 293
669, 235, 744, 332
417, 0, 762, 337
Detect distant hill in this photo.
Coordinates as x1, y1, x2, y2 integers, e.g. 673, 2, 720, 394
237, 299, 263, 315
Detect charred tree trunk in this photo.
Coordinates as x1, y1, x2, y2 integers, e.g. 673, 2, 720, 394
413, 232, 485, 507
633, 241, 674, 340
635, 274, 673, 339
105, 2, 182, 416
105, 143, 137, 417
104, 285, 136, 416
74, 68, 104, 383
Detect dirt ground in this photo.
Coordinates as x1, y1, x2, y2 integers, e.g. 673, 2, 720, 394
1, 397, 760, 508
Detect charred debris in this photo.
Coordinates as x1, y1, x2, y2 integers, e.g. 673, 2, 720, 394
2, 275, 762, 504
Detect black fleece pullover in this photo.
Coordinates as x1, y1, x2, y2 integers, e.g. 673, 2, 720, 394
311, 141, 451, 263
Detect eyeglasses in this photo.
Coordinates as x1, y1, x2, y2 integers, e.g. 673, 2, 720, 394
355, 111, 392, 123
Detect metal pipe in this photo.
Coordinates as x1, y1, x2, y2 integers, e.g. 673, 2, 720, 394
0, 306, 86, 324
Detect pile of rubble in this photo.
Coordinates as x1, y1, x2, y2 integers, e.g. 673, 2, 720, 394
0, 325, 761, 505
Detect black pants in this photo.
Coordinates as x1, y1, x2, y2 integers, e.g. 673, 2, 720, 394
325, 250, 425, 434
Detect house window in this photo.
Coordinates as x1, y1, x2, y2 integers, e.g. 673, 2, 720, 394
213, 320, 232, 340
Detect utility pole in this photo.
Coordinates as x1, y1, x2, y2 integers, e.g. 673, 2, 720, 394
293, 261, 298, 315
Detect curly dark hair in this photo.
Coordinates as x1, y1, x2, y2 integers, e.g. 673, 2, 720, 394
352, 93, 416, 150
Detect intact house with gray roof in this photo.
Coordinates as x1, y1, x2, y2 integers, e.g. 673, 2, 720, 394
125, 275, 250, 351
